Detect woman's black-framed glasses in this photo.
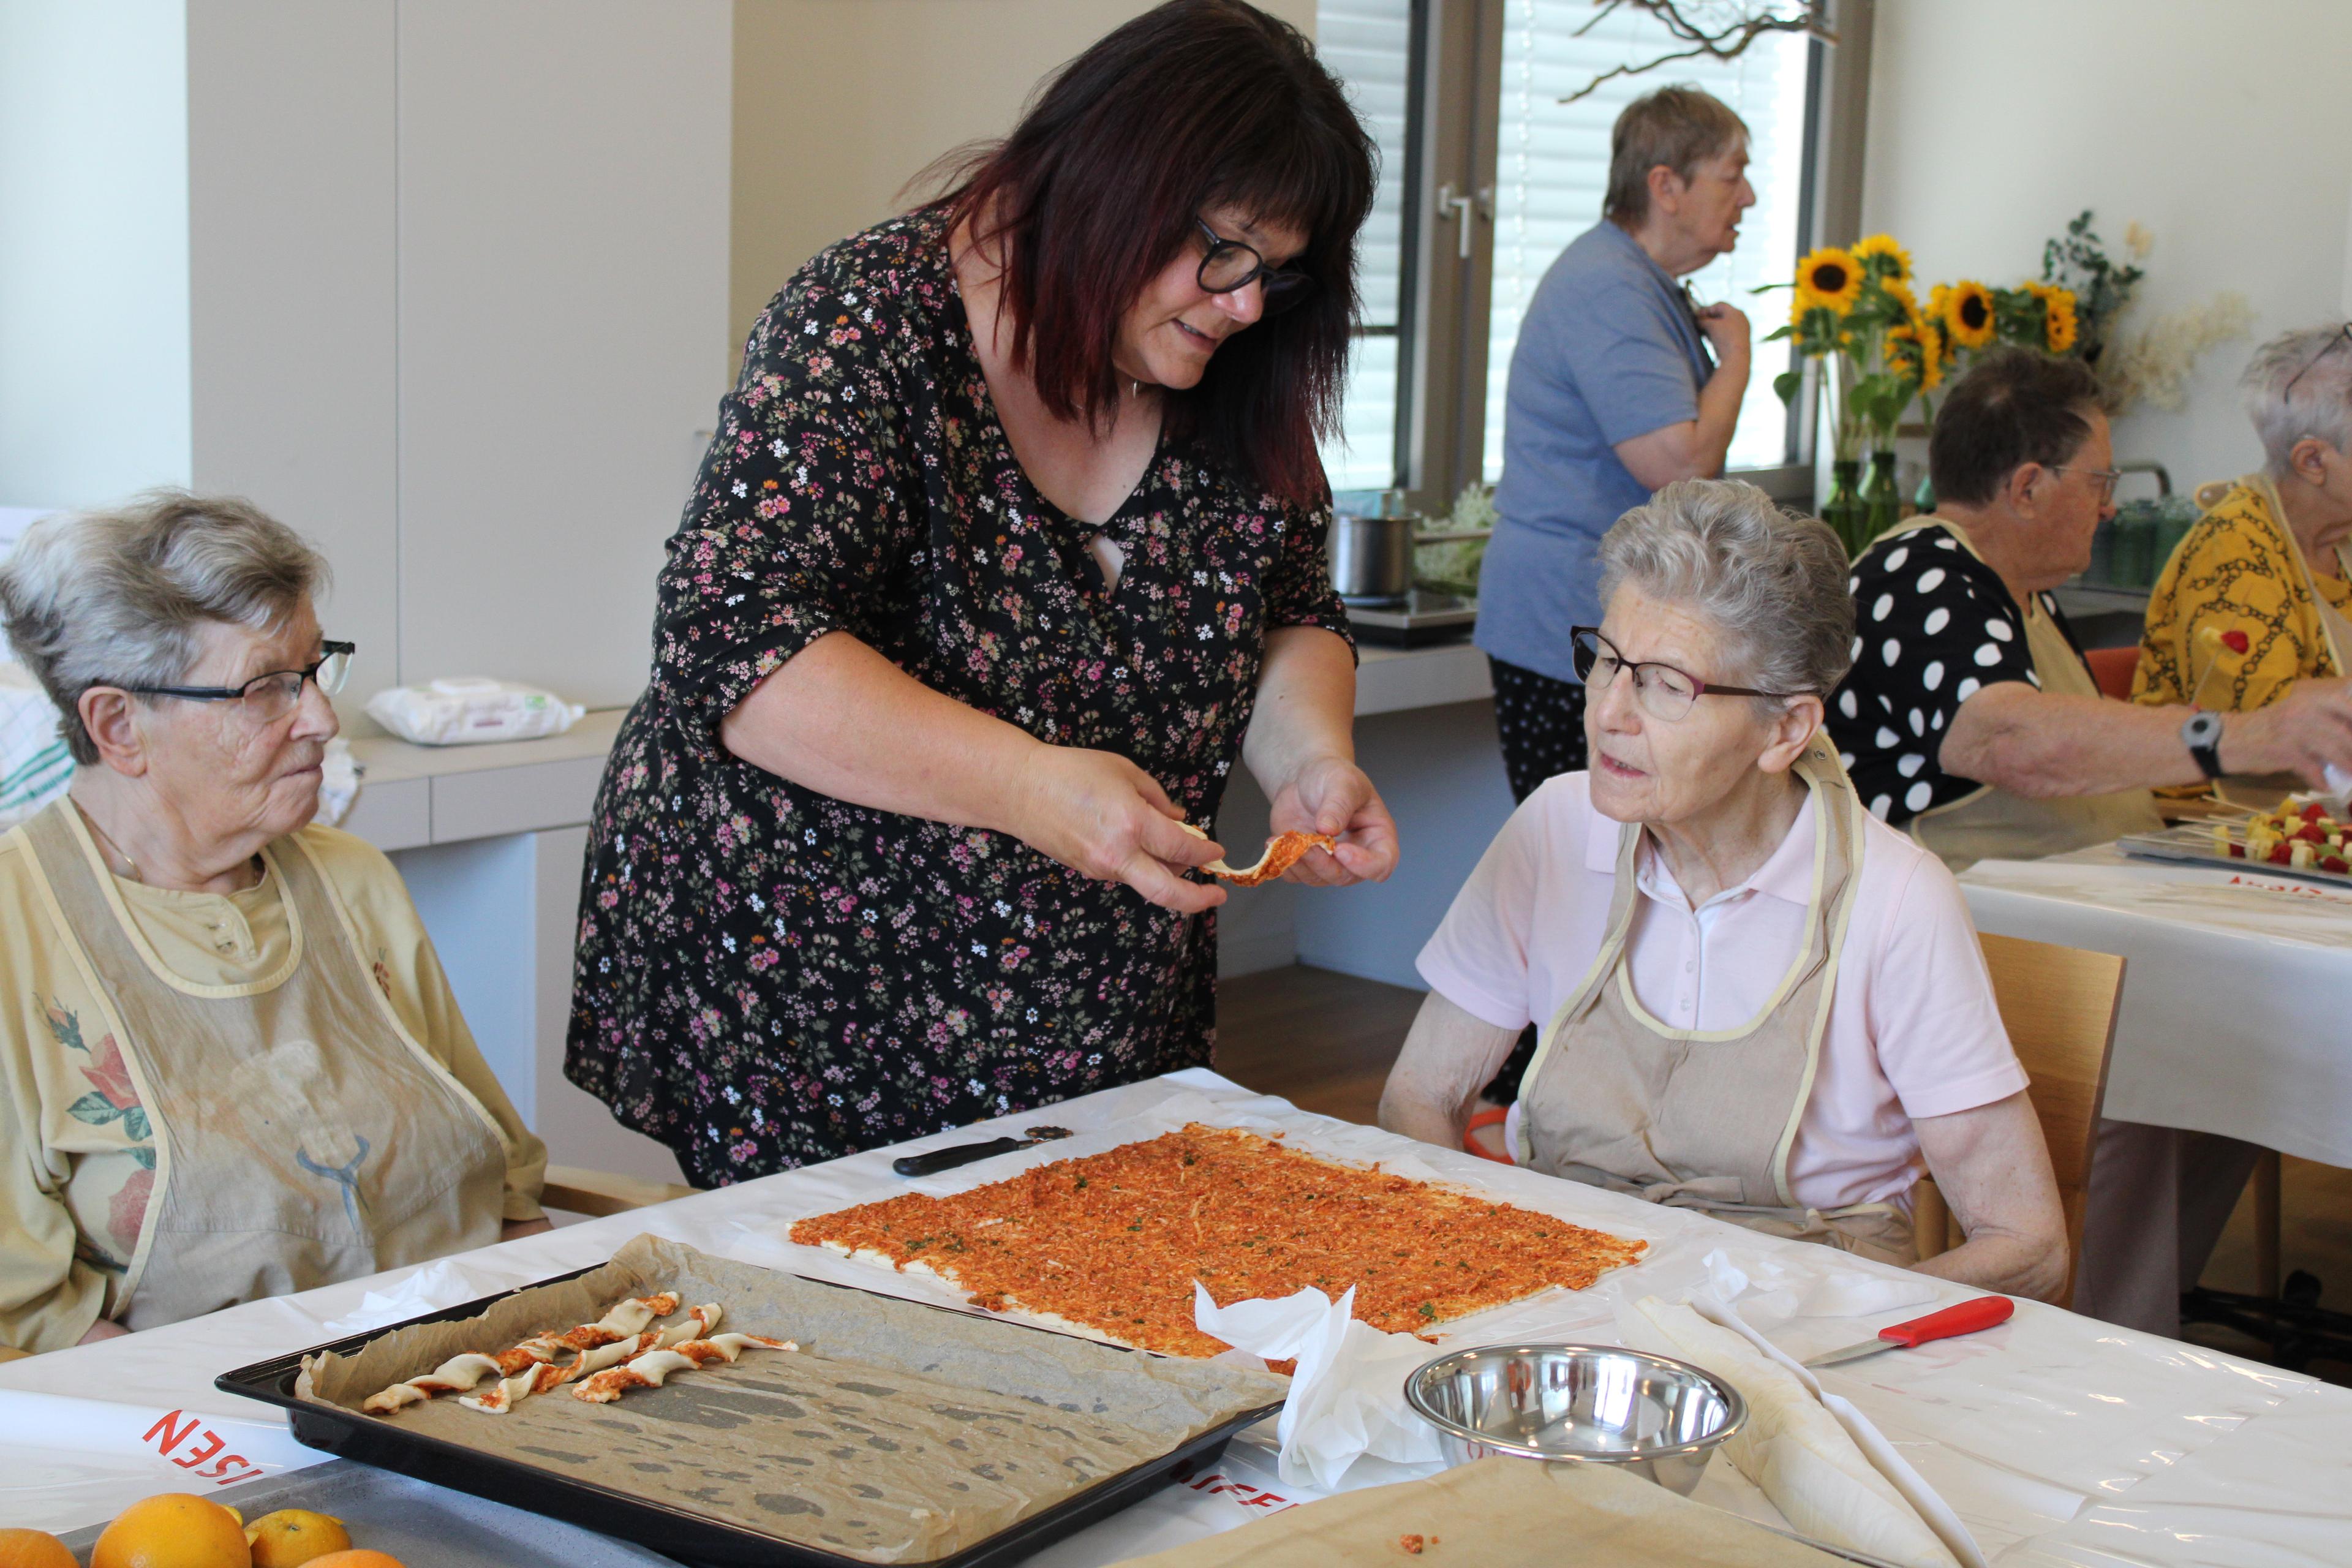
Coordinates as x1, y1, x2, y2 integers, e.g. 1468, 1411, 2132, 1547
120, 640, 355, 723
1570, 626, 1793, 722
1195, 219, 1313, 316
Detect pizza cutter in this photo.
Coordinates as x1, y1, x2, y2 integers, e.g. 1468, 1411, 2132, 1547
1801, 1295, 2013, 1369
891, 1126, 1073, 1178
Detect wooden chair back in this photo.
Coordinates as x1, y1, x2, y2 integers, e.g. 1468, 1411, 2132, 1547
2084, 644, 2138, 701
1913, 932, 2124, 1310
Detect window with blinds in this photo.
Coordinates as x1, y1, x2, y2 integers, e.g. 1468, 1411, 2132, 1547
1314, 0, 1417, 494
1484, 4, 1813, 480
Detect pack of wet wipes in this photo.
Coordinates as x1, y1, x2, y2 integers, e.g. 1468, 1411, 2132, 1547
365, 676, 584, 746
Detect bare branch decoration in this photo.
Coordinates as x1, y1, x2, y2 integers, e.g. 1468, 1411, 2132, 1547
1559, 0, 1833, 105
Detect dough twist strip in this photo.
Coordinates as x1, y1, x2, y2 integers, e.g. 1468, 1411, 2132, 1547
361, 1291, 686, 1415
571, 1333, 797, 1404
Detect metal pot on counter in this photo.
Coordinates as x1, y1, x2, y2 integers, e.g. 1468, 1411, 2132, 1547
1329, 509, 1418, 603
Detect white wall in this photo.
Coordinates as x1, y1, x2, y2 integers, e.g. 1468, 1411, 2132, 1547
1863, 0, 2352, 491
13, 1, 731, 721
0, 0, 192, 510
394, 1, 733, 708
730, 0, 1318, 364
187, 2, 402, 712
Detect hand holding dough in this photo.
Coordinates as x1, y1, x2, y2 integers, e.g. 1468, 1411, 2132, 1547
1177, 823, 1339, 886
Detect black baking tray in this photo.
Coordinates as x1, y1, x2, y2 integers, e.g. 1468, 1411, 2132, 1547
217, 1264, 1284, 1568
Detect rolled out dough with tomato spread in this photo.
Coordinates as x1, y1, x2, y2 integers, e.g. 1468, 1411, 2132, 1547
790, 1123, 1645, 1358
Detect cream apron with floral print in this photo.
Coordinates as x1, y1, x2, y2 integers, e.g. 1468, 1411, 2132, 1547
1902, 519, 2163, 873
18, 801, 507, 1330
1513, 737, 1916, 1264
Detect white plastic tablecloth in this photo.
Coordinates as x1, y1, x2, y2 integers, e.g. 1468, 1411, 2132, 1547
6, 1069, 2351, 1566
1961, 847, 2352, 1167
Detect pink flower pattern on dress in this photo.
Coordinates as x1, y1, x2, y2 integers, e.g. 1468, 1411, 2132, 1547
78, 1033, 139, 1112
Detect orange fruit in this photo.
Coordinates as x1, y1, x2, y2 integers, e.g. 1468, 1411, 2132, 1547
243, 1512, 351, 1568
300, 1555, 405, 1568
0, 1527, 80, 1568
93, 1493, 251, 1568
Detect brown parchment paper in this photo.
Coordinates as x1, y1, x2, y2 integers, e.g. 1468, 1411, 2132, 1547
1104, 1458, 1844, 1567
296, 1235, 1287, 1563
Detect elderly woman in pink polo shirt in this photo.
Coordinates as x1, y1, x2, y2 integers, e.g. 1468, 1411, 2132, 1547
1381, 478, 2067, 1298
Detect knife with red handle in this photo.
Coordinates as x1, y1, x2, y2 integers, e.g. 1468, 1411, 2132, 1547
1801, 1295, 2014, 1369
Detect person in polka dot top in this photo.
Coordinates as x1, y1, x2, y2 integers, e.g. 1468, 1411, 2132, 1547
1829, 349, 2352, 871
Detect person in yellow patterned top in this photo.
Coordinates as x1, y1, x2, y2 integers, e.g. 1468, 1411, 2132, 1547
0, 492, 547, 1356
2135, 322, 2352, 720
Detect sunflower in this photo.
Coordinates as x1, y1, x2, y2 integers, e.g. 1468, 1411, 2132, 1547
2041, 284, 2079, 354
1852, 233, 1913, 284
1796, 247, 1863, 312
1944, 280, 1997, 349
1886, 313, 1944, 393
1913, 309, 1945, 390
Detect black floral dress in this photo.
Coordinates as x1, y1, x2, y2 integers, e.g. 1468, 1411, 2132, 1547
566, 209, 1352, 1186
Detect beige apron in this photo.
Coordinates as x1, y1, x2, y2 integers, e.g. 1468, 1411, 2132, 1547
19, 801, 507, 1331
1901, 519, 2163, 872
1514, 737, 1916, 1264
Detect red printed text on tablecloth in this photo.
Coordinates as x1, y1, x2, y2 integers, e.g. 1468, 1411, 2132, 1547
1168, 1458, 1296, 1514
142, 1409, 263, 1486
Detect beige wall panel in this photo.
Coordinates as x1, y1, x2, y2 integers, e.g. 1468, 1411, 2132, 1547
187, 1, 400, 720
730, 0, 1316, 366
396, 0, 733, 709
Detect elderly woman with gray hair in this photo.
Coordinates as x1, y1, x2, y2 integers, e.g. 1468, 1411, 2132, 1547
2136, 322, 2352, 717
1382, 479, 2067, 1298
0, 491, 546, 1355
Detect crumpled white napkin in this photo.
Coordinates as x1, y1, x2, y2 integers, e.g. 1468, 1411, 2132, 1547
1702, 1246, 1937, 1329
320, 1259, 503, 1337
1193, 1282, 1446, 1490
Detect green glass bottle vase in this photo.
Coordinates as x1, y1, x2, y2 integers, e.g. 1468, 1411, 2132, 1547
1822, 458, 1864, 556
1861, 450, 1902, 546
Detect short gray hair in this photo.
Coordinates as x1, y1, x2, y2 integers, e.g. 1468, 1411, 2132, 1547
1597, 478, 1853, 704
1604, 85, 1749, 225
0, 490, 328, 765
2242, 322, 2352, 477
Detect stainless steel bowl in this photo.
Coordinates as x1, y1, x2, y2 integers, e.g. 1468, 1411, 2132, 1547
1403, 1344, 1745, 1496
1329, 511, 1418, 603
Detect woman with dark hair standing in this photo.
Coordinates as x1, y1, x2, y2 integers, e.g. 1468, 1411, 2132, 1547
568, 0, 1395, 1185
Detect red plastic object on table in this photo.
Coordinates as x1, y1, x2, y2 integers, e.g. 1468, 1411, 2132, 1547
1462, 1106, 1513, 1164
1801, 1295, 2015, 1369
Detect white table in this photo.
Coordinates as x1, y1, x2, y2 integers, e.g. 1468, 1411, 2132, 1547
1961, 847, 2352, 1166
8, 1070, 2351, 1566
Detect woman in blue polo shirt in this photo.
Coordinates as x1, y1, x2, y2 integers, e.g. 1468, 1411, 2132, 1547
1479, 84, 1757, 802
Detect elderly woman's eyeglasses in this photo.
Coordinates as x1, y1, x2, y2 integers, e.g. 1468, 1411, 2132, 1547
1570, 627, 1793, 722
2048, 465, 2123, 503
1196, 219, 1313, 316
2283, 323, 2352, 399
120, 641, 354, 722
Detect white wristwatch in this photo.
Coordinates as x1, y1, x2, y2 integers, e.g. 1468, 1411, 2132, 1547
2182, 710, 2226, 780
